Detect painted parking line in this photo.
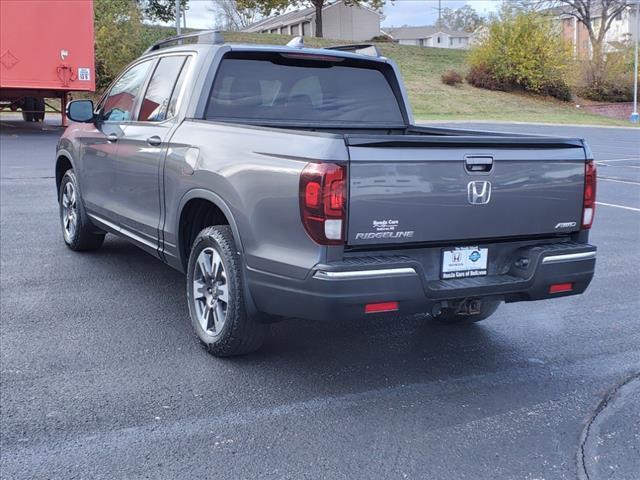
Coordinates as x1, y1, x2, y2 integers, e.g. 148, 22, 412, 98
599, 177, 640, 186
597, 162, 640, 170
596, 158, 640, 163
596, 202, 640, 212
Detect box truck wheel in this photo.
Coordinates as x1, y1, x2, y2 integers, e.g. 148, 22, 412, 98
34, 98, 45, 122
21, 97, 35, 122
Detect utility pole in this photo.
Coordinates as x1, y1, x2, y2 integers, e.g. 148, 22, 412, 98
432, 0, 443, 27
632, 0, 639, 123
175, 0, 181, 36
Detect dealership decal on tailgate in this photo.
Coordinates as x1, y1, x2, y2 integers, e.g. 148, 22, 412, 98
442, 247, 488, 279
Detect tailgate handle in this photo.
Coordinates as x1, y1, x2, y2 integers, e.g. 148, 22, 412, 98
465, 155, 493, 173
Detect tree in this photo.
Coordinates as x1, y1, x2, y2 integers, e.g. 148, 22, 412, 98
210, 0, 261, 30
557, 0, 629, 83
439, 5, 485, 33
468, 9, 573, 100
243, 0, 385, 38
94, 0, 146, 89
137, 0, 189, 22
513, 0, 630, 83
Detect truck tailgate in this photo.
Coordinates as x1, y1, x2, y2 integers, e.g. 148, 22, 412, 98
346, 135, 587, 246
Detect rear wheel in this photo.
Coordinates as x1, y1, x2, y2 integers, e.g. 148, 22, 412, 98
33, 98, 45, 121
21, 97, 35, 122
186, 226, 268, 356
59, 169, 105, 251
431, 299, 500, 325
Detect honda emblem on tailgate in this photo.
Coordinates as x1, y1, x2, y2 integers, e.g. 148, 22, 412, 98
467, 181, 492, 205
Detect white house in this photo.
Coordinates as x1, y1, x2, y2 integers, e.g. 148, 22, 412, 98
383, 26, 473, 50
242, 0, 382, 41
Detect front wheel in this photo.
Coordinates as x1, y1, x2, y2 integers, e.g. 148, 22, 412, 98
431, 299, 501, 325
186, 226, 268, 356
59, 169, 105, 251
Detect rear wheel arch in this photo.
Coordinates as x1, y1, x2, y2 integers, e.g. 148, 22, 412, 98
177, 190, 244, 271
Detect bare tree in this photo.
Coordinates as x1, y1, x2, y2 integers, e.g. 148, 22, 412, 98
210, 0, 261, 31
439, 5, 486, 33
515, 0, 630, 81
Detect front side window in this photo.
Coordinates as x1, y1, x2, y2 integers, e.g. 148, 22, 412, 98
102, 61, 152, 122
139, 56, 188, 122
205, 54, 404, 125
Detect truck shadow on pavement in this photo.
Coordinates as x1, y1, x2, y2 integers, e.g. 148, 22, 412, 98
90, 235, 521, 393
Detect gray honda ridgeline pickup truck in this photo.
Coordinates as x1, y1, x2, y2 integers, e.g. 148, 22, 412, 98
57, 32, 597, 356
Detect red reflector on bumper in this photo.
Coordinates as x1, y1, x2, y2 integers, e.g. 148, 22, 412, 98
365, 301, 399, 314
549, 283, 573, 294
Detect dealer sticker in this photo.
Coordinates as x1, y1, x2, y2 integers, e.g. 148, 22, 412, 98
78, 68, 91, 81
442, 246, 488, 279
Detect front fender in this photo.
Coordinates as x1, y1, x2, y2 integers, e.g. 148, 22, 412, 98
54, 147, 75, 196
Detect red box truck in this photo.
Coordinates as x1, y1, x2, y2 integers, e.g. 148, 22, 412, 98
0, 0, 95, 125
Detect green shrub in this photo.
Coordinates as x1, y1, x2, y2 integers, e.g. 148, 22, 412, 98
369, 35, 394, 43
574, 46, 634, 102
441, 70, 463, 86
468, 9, 573, 101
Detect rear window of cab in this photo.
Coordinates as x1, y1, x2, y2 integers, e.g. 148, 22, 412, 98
205, 52, 404, 125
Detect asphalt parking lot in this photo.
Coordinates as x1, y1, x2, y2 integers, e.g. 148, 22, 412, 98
1, 117, 639, 479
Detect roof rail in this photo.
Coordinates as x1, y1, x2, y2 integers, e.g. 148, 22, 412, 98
145, 30, 224, 54
326, 44, 382, 57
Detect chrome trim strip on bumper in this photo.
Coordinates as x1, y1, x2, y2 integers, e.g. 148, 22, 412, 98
314, 267, 417, 279
542, 251, 596, 264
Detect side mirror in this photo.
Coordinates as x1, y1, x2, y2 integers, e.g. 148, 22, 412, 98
67, 99, 95, 123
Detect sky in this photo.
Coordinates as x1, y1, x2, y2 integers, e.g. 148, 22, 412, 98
183, 0, 501, 30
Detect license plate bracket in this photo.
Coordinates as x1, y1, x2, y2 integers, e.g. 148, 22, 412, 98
441, 246, 488, 279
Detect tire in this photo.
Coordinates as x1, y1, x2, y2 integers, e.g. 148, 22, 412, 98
59, 169, 105, 251
186, 226, 268, 356
22, 97, 35, 122
33, 98, 45, 122
431, 299, 500, 325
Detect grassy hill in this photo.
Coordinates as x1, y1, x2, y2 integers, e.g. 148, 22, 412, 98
222, 31, 630, 126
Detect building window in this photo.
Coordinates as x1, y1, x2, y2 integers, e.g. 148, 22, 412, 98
437, 36, 441, 43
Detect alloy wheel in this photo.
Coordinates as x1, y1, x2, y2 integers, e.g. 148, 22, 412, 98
61, 181, 78, 241
192, 247, 229, 336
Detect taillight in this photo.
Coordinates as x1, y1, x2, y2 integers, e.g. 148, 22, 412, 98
299, 162, 346, 245
582, 160, 597, 229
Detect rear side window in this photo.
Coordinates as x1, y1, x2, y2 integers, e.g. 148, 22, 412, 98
205, 55, 404, 125
139, 55, 188, 122
102, 60, 152, 122
167, 57, 191, 118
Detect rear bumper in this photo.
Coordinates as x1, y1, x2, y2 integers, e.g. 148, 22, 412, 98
246, 241, 596, 321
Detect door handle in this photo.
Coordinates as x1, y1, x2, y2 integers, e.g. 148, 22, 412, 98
107, 133, 119, 143
147, 136, 162, 147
